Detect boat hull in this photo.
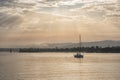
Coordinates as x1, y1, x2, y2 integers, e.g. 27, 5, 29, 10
74, 55, 83, 58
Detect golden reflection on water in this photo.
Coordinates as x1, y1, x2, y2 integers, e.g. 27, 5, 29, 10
0, 53, 120, 80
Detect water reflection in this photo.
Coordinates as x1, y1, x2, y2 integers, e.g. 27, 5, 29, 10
0, 53, 120, 80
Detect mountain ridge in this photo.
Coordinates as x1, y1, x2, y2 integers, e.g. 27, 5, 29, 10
0, 40, 120, 48
39, 40, 120, 48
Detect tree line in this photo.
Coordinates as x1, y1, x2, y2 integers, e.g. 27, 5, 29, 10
0, 46, 120, 53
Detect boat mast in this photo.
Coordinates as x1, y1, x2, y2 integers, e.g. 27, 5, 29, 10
79, 35, 81, 52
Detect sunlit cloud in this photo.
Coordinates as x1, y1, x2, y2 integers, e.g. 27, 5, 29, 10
0, 0, 119, 47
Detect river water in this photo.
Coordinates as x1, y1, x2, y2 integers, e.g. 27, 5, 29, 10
0, 53, 120, 80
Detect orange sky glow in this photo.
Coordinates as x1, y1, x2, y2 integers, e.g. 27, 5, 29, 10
0, 0, 119, 47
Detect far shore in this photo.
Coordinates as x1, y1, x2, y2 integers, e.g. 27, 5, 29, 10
0, 46, 120, 53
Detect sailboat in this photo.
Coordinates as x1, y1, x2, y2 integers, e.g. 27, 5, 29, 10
74, 35, 84, 58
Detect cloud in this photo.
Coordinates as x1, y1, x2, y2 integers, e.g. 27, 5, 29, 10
0, 0, 119, 31
0, 0, 16, 7
0, 12, 23, 30
0, 0, 120, 47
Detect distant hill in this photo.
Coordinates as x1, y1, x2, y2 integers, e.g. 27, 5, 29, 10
1, 40, 120, 48
41, 40, 120, 48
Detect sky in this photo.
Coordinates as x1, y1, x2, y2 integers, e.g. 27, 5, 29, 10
0, 0, 120, 47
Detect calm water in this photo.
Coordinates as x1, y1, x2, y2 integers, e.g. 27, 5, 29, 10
0, 53, 120, 80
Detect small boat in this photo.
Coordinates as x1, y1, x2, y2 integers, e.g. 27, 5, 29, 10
74, 52, 84, 58
74, 35, 84, 58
